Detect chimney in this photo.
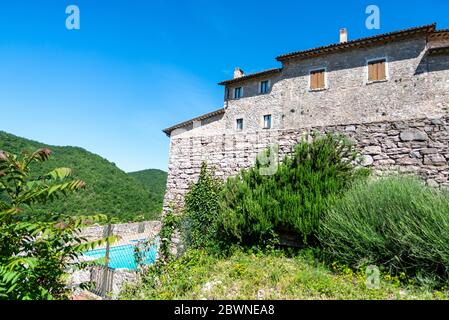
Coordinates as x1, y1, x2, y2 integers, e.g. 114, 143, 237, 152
233, 67, 245, 79
340, 28, 348, 43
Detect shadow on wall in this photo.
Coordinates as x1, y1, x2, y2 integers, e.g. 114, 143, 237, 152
425, 54, 449, 73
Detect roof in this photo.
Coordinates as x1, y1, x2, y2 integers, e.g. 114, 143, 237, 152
430, 29, 449, 39
218, 68, 282, 86
427, 45, 449, 56
162, 108, 225, 136
276, 24, 436, 62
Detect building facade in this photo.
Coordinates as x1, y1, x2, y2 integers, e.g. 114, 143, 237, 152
163, 24, 449, 210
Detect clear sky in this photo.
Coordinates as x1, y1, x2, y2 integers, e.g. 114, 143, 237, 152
0, 0, 448, 172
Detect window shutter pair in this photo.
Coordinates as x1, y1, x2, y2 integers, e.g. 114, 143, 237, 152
368, 60, 386, 82
310, 69, 325, 90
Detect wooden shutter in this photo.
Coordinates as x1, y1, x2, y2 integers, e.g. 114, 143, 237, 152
318, 70, 325, 88
378, 60, 386, 81
311, 72, 317, 89
368, 60, 386, 81
310, 69, 325, 90
368, 62, 376, 81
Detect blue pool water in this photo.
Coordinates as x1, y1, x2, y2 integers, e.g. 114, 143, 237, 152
83, 242, 157, 270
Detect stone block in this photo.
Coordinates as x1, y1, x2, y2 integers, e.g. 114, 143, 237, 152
363, 146, 382, 155
396, 157, 421, 165
360, 155, 374, 166
400, 129, 428, 141
423, 154, 447, 166
420, 148, 438, 155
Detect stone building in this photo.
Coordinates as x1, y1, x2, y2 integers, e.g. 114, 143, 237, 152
162, 24, 449, 210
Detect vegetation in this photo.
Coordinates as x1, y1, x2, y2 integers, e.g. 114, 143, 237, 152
319, 177, 449, 286
0, 148, 107, 300
217, 133, 369, 247
183, 163, 222, 250
0, 131, 166, 222
128, 169, 167, 205
4, 129, 441, 299
123, 132, 449, 300
158, 208, 180, 263
121, 248, 448, 300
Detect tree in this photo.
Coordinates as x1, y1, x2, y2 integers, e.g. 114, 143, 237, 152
0, 148, 106, 300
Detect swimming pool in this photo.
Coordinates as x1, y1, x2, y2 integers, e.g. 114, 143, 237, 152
83, 242, 157, 270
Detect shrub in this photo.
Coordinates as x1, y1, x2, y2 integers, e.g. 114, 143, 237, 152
183, 163, 222, 249
217, 132, 368, 247
319, 176, 449, 285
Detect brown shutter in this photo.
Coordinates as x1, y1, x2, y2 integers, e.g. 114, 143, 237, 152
319, 70, 325, 88
372, 62, 379, 81
378, 61, 386, 80
368, 62, 375, 81
311, 72, 317, 89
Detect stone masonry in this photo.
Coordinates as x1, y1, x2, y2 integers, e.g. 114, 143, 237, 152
163, 25, 449, 210
165, 116, 449, 209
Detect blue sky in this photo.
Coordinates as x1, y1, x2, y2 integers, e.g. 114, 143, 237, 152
0, 1, 448, 172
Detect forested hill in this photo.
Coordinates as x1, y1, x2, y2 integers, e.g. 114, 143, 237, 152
0, 131, 167, 222
128, 169, 167, 199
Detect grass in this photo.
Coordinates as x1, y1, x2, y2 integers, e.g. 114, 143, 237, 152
120, 249, 449, 300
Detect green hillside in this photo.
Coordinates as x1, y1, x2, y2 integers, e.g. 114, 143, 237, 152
128, 169, 167, 201
0, 131, 165, 222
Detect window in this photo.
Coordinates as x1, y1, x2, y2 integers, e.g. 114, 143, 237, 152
236, 118, 243, 131
368, 59, 387, 82
225, 88, 230, 100
263, 115, 272, 129
234, 87, 243, 99
259, 80, 269, 94
310, 69, 326, 90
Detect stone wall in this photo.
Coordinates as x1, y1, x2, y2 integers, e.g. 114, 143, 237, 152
223, 37, 448, 133
172, 36, 448, 141
79, 221, 161, 242
164, 116, 449, 210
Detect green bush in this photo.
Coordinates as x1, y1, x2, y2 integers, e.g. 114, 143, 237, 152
183, 163, 222, 249
319, 177, 449, 285
217, 133, 369, 247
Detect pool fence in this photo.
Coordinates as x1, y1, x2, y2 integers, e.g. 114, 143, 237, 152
71, 220, 161, 299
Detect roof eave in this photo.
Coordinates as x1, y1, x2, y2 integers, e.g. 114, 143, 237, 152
276, 24, 437, 62
218, 68, 282, 86
162, 108, 226, 137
